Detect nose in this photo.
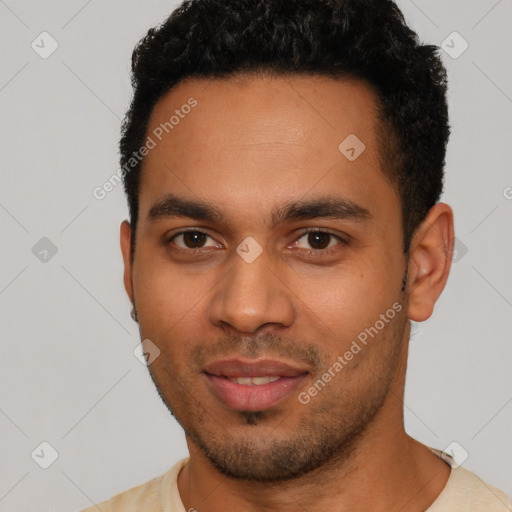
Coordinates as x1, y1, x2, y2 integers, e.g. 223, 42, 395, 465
208, 249, 295, 335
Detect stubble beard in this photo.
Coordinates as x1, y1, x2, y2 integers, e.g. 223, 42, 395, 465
148, 314, 406, 483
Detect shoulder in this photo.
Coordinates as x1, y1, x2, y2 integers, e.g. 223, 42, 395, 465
447, 465, 512, 511
427, 449, 512, 512
79, 457, 189, 512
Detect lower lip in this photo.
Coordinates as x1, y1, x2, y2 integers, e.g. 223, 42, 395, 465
205, 373, 308, 411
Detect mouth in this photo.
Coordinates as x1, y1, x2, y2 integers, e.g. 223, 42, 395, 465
203, 358, 310, 411
223, 375, 283, 385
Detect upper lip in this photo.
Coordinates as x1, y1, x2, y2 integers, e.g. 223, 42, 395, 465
203, 358, 310, 378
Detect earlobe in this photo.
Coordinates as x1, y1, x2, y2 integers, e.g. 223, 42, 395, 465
406, 203, 454, 322
120, 220, 135, 304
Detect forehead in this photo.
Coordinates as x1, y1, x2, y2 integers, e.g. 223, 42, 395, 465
137, 74, 399, 227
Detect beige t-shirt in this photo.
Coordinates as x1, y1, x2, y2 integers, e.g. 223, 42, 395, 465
81, 447, 512, 511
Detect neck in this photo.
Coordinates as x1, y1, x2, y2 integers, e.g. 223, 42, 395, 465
177, 409, 450, 512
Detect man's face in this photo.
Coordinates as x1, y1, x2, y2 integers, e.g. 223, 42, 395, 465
124, 75, 410, 481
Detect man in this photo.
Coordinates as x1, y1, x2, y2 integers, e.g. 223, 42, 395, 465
82, 0, 512, 510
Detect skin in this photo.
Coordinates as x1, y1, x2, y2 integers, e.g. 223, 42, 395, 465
120, 74, 455, 512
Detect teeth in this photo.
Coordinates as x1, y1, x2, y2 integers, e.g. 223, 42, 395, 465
251, 376, 281, 385
227, 376, 281, 386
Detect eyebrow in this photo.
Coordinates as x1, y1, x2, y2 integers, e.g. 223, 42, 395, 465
272, 196, 372, 225
147, 193, 372, 226
148, 194, 224, 223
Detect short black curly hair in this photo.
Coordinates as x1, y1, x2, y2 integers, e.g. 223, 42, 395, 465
120, 0, 450, 256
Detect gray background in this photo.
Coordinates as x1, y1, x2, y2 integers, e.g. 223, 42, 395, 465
0, 0, 511, 510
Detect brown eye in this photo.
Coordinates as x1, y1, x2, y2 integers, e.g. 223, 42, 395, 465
182, 232, 207, 248
295, 231, 342, 251
307, 232, 331, 249
171, 230, 218, 249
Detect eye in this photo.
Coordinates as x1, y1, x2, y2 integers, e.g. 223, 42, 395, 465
294, 230, 345, 251
170, 230, 220, 250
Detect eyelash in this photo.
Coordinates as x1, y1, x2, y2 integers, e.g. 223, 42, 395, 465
294, 228, 348, 255
165, 228, 348, 256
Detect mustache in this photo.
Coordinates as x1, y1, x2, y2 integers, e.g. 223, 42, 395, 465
189, 331, 323, 371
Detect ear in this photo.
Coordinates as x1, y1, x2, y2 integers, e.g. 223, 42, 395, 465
120, 220, 134, 304
406, 203, 454, 322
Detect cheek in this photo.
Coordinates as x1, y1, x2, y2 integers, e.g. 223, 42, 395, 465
294, 259, 400, 342
132, 253, 213, 335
